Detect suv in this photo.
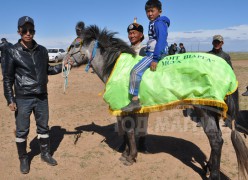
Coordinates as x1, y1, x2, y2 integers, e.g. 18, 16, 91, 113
48, 48, 66, 63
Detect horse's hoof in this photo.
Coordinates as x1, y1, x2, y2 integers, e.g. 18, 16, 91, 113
119, 156, 127, 162
122, 159, 134, 166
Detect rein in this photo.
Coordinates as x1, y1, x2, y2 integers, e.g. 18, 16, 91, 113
62, 40, 85, 93
85, 40, 98, 72
62, 60, 71, 93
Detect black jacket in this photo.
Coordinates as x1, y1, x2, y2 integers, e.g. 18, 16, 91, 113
0, 41, 12, 63
208, 48, 232, 68
179, 47, 186, 54
3, 40, 62, 105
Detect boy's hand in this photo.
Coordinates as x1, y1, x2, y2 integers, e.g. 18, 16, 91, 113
9, 103, 17, 111
150, 61, 157, 71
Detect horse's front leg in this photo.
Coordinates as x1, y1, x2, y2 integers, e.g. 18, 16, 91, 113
200, 108, 223, 180
118, 115, 137, 166
125, 128, 137, 165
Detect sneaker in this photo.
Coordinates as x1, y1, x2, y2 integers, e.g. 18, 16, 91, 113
121, 100, 141, 113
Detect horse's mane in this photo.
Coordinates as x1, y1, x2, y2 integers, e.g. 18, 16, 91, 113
82, 25, 136, 76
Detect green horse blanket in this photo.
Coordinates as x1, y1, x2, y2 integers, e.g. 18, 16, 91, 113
103, 52, 238, 117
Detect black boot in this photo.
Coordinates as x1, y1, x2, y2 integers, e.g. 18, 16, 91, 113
39, 137, 57, 166
121, 100, 141, 113
16, 141, 30, 174
138, 136, 149, 154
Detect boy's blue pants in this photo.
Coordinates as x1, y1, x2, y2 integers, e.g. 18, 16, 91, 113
129, 54, 153, 96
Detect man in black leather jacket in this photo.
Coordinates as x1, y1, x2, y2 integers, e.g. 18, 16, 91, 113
3, 16, 62, 174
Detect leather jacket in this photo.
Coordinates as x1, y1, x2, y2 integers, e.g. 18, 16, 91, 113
3, 40, 62, 105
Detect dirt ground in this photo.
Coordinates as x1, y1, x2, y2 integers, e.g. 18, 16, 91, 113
0, 60, 248, 180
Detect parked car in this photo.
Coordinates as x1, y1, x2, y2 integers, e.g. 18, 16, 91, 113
47, 48, 66, 63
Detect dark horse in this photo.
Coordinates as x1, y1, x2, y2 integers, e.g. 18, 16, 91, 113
67, 24, 248, 179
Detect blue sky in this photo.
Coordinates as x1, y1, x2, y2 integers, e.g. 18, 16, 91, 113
1, 0, 248, 52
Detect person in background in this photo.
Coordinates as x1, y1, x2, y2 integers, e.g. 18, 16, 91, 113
0, 38, 13, 77
187, 35, 233, 128
118, 18, 149, 154
179, 42, 186, 53
69, 21, 85, 49
0, 38, 12, 57
67, 21, 85, 67
208, 35, 233, 127
3, 16, 62, 174
127, 18, 146, 56
208, 35, 232, 68
173, 43, 180, 54
121, 0, 170, 112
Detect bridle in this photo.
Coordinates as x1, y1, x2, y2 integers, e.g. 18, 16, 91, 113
66, 38, 86, 66
85, 40, 98, 72
62, 39, 98, 93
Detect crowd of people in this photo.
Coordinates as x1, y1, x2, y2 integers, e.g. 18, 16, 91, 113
168, 42, 186, 55
0, 0, 247, 175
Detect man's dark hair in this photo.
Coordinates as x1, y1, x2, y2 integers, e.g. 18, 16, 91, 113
145, 0, 162, 11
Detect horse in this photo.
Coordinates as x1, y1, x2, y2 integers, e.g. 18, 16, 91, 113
66, 24, 248, 179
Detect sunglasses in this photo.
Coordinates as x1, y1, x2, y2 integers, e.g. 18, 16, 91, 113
20, 28, 36, 35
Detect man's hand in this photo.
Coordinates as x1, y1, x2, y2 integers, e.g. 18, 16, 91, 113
150, 61, 157, 71
63, 58, 74, 67
8, 103, 17, 111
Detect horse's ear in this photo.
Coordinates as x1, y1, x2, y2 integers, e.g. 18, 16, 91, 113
76, 21, 85, 36
76, 21, 85, 30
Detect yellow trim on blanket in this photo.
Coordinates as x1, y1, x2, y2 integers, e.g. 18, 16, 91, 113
108, 98, 231, 119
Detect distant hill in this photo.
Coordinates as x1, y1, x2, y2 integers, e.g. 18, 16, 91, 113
229, 52, 248, 60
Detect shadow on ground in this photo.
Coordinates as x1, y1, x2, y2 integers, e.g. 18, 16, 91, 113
75, 122, 231, 179
27, 126, 80, 164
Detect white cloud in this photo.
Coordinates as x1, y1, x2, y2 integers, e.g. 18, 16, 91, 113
167, 24, 248, 52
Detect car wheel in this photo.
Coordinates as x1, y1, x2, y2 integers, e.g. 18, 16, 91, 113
55, 56, 59, 63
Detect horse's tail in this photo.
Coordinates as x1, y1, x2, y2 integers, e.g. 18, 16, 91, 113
226, 89, 248, 179
231, 131, 248, 179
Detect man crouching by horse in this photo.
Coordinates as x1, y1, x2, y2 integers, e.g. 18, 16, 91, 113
117, 20, 149, 155
3, 16, 62, 174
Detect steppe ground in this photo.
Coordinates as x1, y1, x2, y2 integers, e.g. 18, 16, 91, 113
0, 60, 248, 180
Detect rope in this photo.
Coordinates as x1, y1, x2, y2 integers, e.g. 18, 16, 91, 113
62, 57, 71, 93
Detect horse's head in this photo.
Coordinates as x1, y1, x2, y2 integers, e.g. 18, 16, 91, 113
63, 37, 88, 67
67, 25, 136, 83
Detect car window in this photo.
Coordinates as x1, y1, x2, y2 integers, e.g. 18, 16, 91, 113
59, 49, 65, 53
53, 49, 58, 53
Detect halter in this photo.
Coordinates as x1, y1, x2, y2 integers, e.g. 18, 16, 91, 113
67, 39, 85, 66
85, 40, 98, 72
